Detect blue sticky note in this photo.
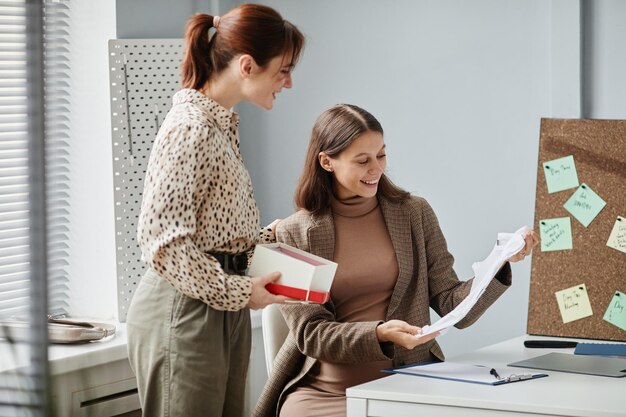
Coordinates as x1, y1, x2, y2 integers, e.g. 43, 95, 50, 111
543, 155, 579, 193
603, 291, 626, 332
563, 183, 606, 228
539, 217, 573, 252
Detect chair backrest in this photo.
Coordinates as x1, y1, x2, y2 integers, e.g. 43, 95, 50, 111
261, 303, 290, 376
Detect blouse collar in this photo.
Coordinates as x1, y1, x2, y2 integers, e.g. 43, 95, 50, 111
173, 88, 239, 132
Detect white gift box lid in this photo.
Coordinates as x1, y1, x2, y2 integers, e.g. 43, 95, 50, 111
248, 243, 337, 293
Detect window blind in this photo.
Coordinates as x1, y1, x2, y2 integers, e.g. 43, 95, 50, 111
0, 0, 70, 415
0, 0, 31, 322
42, 0, 70, 318
0, 14, 29, 409
0, 0, 70, 320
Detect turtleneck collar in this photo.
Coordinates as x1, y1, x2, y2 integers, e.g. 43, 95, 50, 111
330, 194, 379, 218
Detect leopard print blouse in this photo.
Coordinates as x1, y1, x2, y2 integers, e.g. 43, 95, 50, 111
137, 89, 273, 311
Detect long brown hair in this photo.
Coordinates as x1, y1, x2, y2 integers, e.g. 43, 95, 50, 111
181, 4, 305, 90
295, 104, 410, 214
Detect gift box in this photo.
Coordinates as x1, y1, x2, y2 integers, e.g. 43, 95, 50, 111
248, 243, 337, 303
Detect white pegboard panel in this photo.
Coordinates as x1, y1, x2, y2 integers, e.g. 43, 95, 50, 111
109, 39, 183, 321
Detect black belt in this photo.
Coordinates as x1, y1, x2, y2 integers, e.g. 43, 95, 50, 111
210, 252, 248, 273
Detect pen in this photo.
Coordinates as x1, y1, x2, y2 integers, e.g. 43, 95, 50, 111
490, 368, 501, 380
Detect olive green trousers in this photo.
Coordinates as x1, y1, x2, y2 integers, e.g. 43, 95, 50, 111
127, 268, 251, 417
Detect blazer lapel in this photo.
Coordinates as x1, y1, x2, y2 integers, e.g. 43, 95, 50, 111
306, 213, 335, 261
306, 213, 337, 310
381, 198, 414, 318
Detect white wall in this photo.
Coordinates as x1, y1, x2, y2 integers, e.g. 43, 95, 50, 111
582, 0, 626, 118
115, 0, 237, 38
237, 0, 586, 358
65, 0, 118, 319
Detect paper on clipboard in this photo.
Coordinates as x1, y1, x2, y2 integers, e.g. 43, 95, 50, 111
383, 361, 548, 386
418, 226, 528, 339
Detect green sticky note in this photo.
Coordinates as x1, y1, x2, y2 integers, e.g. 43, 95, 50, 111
539, 217, 573, 252
606, 216, 626, 254
603, 291, 626, 332
543, 155, 579, 193
555, 283, 593, 324
563, 183, 606, 227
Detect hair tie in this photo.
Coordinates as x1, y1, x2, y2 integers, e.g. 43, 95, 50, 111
213, 15, 221, 29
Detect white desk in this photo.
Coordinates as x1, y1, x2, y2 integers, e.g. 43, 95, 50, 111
346, 335, 625, 417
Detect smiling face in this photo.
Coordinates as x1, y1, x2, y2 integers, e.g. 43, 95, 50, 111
243, 54, 294, 110
319, 130, 387, 200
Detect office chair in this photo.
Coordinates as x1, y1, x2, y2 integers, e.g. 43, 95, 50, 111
261, 303, 290, 376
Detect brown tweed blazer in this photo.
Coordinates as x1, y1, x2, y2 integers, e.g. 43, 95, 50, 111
252, 195, 512, 417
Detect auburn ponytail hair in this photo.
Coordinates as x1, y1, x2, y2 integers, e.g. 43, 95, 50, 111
182, 4, 305, 90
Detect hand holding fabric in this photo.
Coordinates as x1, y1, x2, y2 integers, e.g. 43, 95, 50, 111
507, 229, 540, 263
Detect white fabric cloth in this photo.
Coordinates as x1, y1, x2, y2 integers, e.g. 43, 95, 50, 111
418, 226, 529, 338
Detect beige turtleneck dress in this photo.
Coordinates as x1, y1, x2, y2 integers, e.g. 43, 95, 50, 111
279, 195, 398, 417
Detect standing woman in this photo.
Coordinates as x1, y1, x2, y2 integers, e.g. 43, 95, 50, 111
126, 5, 304, 417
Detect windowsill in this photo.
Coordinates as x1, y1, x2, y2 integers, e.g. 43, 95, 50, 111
0, 324, 129, 376
48, 323, 130, 375
2, 310, 263, 376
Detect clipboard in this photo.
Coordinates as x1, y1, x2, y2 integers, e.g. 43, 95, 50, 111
509, 352, 626, 378
383, 361, 548, 386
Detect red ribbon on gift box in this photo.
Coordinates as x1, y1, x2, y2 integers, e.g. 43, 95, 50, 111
265, 283, 330, 304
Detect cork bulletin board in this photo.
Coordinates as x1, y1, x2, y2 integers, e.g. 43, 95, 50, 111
527, 118, 626, 341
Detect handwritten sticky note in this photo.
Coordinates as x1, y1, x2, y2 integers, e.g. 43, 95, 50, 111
543, 155, 579, 193
539, 217, 573, 252
607, 216, 626, 254
555, 283, 593, 324
603, 291, 626, 332
563, 183, 606, 227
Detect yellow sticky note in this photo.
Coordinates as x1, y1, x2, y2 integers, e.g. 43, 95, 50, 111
555, 283, 593, 324
606, 216, 626, 254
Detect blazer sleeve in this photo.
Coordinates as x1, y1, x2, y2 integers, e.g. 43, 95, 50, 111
415, 198, 512, 329
275, 222, 394, 364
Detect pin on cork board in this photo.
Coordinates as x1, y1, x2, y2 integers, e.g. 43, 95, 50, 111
527, 118, 626, 341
